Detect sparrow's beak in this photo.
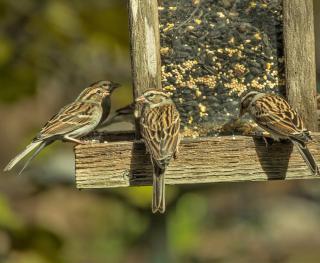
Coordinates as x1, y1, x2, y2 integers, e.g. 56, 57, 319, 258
110, 82, 121, 92
135, 95, 146, 103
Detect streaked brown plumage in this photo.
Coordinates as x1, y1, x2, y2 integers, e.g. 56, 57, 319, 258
4, 80, 120, 175
136, 90, 180, 213
240, 91, 319, 175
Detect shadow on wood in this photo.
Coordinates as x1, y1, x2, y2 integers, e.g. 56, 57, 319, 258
254, 138, 293, 180
129, 141, 153, 185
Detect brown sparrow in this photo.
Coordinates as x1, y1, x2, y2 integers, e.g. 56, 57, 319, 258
136, 90, 181, 213
4, 80, 120, 175
240, 91, 319, 175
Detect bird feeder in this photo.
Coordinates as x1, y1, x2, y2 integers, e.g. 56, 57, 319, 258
74, 0, 319, 189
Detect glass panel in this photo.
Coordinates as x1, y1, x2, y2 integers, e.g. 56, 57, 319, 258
159, 0, 285, 137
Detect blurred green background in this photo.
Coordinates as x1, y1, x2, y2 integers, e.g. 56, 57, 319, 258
0, 0, 320, 262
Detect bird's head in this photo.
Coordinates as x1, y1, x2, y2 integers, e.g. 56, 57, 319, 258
77, 80, 120, 103
135, 89, 173, 109
239, 91, 260, 117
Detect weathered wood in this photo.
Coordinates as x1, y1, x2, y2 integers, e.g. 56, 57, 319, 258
128, 0, 162, 138
74, 133, 320, 189
128, 0, 162, 97
283, 0, 318, 131
314, 0, 320, 78
74, 1, 320, 190
318, 95, 320, 130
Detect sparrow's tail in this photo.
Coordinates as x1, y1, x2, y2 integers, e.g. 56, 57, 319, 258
4, 140, 46, 173
152, 163, 166, 214
18, 141, 51, 175
292, 140, 319, 175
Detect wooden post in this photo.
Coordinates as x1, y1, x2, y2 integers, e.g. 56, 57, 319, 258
128, 0, 162, 138
315, 0, 320, 78
128, 0, 162, 97
283, 0, 318, 131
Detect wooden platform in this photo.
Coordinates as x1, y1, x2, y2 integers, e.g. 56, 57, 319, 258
74, 133, 320, 189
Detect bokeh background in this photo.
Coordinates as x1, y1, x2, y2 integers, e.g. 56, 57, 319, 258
0, 0, 320, 262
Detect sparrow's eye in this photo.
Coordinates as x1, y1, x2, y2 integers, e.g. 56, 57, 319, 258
97, 89, 102, 94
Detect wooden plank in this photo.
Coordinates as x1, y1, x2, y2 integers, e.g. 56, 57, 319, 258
283, 0, 318, 131
74, 133, 320, 189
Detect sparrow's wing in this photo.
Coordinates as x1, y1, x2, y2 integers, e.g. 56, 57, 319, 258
158, 105, 180, 159
35, 102, 100, 141
252, 94, 308, 141
140, 104, 180, 167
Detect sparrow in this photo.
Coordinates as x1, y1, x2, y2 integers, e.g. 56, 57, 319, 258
135, 90, 180, 213
4, 80, 120, 175
240, 91, 319, 175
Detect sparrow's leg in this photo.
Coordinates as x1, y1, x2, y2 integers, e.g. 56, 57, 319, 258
262, 136, 269, 148
173, 136, 181, 159
253, 130, 274, 148
253, 130, 269, 148
64, 135, 86, 144
173, 147, 179, 159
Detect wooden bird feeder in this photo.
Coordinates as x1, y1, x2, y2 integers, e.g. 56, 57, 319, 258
74, 0, 319, 189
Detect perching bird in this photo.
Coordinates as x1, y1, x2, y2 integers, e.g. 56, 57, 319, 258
4, 80, 120, 175
240, 91, 319, 175
135, 90, 180, 213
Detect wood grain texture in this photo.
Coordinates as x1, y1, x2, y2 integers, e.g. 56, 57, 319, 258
283, 0, 318, 131
128, 0, 162, 138
314, 0, 320, 77
74, 133, 320, 189
128, 0, 162, 97
318, 95, 320, 130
